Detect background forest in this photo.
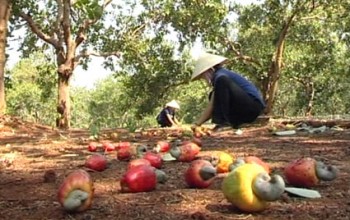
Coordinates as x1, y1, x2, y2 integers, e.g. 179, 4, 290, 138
1, 0, 349, 132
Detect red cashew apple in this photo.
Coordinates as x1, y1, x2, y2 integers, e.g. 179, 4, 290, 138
117, 147, 132, 161
87, 142, 98, 152
85, 154, 107, 172
154, 141, 170, 153
170, 140, 201, 162
222, 163, 285, 213
143, 152, 163, 169
284, 157, 338, 188
245, 156, 270, 173
127, 160, 167, 183
127, 158, 151, 170
102, 142, 115, 152
191, 137, 202, 147
117, 145, 147, 161
117, 141, 131, 150
229, 156, 270, 173
57, 169, 94, 212
120, 164, 157, 193
185, 159, 217, 188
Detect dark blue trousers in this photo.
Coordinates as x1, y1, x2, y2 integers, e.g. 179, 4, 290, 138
211, 75, 264, 128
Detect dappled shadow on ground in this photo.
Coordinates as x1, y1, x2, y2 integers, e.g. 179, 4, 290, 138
1, 115, 350, 219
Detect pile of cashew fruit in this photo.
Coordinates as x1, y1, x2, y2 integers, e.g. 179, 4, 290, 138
221, 156, 338, 212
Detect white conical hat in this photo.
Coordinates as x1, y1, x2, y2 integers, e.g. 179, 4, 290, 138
165, 100, 180, 109
191, 52, 228, 81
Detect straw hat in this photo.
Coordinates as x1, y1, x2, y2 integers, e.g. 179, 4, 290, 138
191, 52, 228, 81
166, 100, 180, 109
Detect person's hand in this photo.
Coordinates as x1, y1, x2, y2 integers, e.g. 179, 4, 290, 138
172, 124, 180, 128
191, 124, 201, 132
175, 122, 182, 127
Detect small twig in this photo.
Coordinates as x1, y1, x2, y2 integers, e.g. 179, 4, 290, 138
67, 214, 77, 220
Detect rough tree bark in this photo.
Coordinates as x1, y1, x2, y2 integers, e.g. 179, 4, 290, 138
262, 13, 296, 115
0, 0, 11, 115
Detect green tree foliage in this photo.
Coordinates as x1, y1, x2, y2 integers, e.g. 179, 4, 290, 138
6, 52, 57, 125
174, 81, 209, 123
70, 86, 92, 128
88, 75, 128, 128
218, 0, 350, 116
10, 0, 118, 128
100, 0, 231, 119
85, 75, 162, 131
5, 0, 350, 130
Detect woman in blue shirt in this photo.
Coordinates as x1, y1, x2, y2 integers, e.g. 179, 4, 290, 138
191, 52, 265, 132
156, 100, 181, 127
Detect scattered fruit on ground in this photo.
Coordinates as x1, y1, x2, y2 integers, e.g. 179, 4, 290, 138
154, 140, 171, 153
102, 142, 115, 152
191, 137, 202, 147
117, 144, 147, 161
116, 141, 131, 150
222, 163, 285, 213
185, 159, 217, 188
170, 140, 201, 162
117, 147, 132, 161
192, 126, 211, 137
229, 156, 270, 173
85, 154, 107, 172
57, 169, 94, 212
212, 151, 235, 173
284, 157, 338, 188
120, 164, 157, 193
142, 152, 163, 169
87, 142, 98, 152
127, 158, 151, 170
244, 156, 270, 173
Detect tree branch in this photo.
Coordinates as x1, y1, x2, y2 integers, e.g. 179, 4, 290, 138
75, 0, 113, 46
63, 0, 74, 54
224, 38, 262, 67
299, 15, 325, 21
75, 50, 121, 61
18, 12, 60, 48
102, 0, 113, 8
55, 0, 65, 47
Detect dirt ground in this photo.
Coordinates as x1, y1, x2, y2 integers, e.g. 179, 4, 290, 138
0, 115, 350, 220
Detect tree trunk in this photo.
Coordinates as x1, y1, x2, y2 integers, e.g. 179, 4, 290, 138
0, 0, 11, 115
262, 38, 285, 115
305, 81, 315, 117
56, 71, 71, 129
263, 60, 281, 115
261, 12, 297, 115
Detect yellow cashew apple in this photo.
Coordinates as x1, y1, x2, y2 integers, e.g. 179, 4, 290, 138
222, 163, 285, 213
211, 151, 234, 173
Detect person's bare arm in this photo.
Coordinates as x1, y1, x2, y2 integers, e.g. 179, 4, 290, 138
194, 93, 214, 126
173, 117, 180, 125
166, 114, 176, 126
